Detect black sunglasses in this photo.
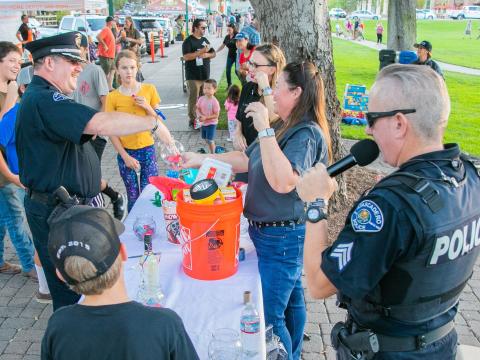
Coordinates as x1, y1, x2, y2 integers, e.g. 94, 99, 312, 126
366, 109, 416, 127
247, 60, 274, 69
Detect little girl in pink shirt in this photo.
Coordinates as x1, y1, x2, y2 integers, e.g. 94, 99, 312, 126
224, 85, 240, 142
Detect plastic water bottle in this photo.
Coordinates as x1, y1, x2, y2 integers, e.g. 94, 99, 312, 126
240, 291, 261, 357
137, 234, 165, 307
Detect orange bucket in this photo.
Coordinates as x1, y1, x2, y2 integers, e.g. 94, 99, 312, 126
177, 188, 243, 280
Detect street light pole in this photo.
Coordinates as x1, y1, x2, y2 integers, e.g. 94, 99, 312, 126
108, 0, 114, 16
186, 0, 189, 36
208, 0, 211, 14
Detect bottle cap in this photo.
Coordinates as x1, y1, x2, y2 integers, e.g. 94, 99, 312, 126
243, 290, 251, 304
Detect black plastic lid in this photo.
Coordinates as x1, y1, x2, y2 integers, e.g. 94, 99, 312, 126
190, 179, 219, 201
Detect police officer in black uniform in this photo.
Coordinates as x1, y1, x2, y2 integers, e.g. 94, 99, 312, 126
16, 32, 168, 311
296, 64, 480, 359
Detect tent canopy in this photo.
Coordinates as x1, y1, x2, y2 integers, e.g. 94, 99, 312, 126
0, 0, 83, 11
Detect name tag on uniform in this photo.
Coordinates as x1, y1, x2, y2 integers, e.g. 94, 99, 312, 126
196, 57, 203, 66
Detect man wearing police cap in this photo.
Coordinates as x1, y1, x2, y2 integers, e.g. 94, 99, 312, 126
16, 32, 173, 310
296, 64, 480, 359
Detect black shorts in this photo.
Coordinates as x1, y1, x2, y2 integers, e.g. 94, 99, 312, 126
90, 136, 107, 161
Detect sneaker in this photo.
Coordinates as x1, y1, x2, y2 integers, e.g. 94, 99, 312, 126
35, 291, 52, 304
0, 262, 21, 275
113, 193, 127, 222
23, 269, 38, 282
197, 148, 207, 154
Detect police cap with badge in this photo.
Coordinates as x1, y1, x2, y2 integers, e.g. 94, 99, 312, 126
25, 32, 86, 63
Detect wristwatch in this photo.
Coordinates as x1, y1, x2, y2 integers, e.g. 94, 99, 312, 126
258, 128, 275, 139
261, 86, 273, 96
305, 199, 328, 223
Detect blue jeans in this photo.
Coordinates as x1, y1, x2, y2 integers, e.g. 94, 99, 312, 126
0, 184, 34, 272
226, 56, 236, 87
249, 224, 306, 360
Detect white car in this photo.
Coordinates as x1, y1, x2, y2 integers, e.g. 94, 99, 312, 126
155, 17, 175, 45
58, 14, 106, 42
329, 8, 347, 18
421, 9, 437, 20
448, 5, 480, 20
350, 10, 380, 20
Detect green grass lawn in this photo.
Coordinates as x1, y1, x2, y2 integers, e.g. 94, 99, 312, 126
332, 19, 480, 69
216, 37, 480, 156
334, 38, 480, 156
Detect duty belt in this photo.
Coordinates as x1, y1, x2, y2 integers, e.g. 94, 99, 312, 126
27, 189, 94, 206
333, 319, 454, 354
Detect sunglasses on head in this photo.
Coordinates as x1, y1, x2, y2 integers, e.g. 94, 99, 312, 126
366, 109, 416, 128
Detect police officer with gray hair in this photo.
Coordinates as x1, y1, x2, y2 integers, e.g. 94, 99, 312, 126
296, 64, 480, 359
16, 32, 166, 311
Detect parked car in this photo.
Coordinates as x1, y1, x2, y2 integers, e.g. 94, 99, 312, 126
58, 14, 106, 42
421, 9, 437, 20
416, 9, 427, 19
329, 8, 347, 18
448, 5, 480, 20
132, 16, 164, 54
154, 17, 175, 45
350, 10, 379, 20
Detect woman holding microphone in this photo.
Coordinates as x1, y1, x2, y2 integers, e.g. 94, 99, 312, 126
182, 61, 332, 360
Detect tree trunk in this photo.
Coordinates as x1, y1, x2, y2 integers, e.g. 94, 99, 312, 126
375, 0, 381, 14
382, 0, 388, 16
249, 0, 348, 212
387, 0, 417, 51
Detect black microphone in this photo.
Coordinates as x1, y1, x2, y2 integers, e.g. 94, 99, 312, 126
327, 139, 379, 177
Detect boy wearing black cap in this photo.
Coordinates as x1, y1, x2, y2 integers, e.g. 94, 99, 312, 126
413, 40, 443, 78
42, 206, 199, 360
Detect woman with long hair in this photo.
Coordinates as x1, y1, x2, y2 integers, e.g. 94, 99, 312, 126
216, 23, 238, 88
106, 50, 173, 211
233, 43, 286, 151
182, 61, 332, 360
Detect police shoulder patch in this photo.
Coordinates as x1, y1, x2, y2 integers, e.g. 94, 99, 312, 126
351, 199, 384, 233
52, 92, 69, 102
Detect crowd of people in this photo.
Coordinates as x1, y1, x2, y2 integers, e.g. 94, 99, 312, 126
0, 11, 478, 360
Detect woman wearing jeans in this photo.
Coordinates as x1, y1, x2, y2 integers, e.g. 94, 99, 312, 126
216, 24, 237, 88
183, 62, 332, 360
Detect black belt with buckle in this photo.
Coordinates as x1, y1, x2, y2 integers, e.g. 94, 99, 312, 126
248, 219, 304, 228
27, 189, 92, 206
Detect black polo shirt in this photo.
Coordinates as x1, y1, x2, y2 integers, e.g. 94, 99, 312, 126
236, 81, 261, 146
17, 23, 29, 41
182, 35, 214, 81
15, 75, 101, 198
223, 34, 237, 61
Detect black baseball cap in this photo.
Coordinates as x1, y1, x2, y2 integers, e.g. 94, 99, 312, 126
414, 40, 432, 52
25, 32, 85, 62
48, 206, 125, 286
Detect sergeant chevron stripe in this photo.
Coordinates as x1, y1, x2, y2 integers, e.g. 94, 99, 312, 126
330, 242, 353, 271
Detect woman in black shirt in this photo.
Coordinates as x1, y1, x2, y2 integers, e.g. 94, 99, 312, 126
216, 24, 238, 88
233, 43, 286, 150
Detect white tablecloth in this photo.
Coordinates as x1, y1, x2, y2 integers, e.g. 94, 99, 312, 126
121, 184, 266, 359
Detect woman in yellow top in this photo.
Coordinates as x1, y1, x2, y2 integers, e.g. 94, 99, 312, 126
106, 50, 173, 211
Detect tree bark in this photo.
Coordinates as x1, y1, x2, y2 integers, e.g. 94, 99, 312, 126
387, 0, 417, 51
382, 0, 388, 16
249, 0, 348, 213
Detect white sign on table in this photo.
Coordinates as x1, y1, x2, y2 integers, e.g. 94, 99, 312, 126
121, 184, 266, 359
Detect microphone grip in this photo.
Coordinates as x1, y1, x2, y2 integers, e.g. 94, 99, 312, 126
327, 155, 356, 177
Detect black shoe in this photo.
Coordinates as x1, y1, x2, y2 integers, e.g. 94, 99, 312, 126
112, 193, 127, 222
197, 148, 207, 154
